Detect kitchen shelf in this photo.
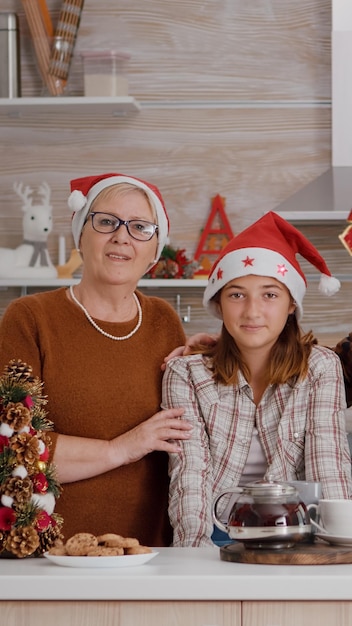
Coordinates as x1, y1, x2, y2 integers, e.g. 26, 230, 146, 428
2, 275, 352, 289
140, 279, 207, 288
0, 278, 208, 293
0, 278, 207, 288
0, 96, 140, 117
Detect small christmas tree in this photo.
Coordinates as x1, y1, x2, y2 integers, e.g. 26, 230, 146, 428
0, 360, 63, 558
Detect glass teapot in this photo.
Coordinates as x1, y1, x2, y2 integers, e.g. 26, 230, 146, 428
212, 477, 312, 549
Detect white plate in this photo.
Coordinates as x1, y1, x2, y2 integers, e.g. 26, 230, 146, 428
43, 550, 158, 568
316, 533, 352, 547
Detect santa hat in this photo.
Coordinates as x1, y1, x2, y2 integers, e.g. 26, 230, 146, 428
68, 173, 169, 261
203, 211, 340, 320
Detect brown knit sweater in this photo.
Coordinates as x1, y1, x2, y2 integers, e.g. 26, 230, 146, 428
0, 288, 186, 545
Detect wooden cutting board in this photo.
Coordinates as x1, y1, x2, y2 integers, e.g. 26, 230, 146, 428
220, 541, 352, 565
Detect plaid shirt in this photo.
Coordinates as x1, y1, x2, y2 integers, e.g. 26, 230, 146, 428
162, 345, 352, 547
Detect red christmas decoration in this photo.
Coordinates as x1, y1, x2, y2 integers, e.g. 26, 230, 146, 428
339, 224, 352, 255
193, 195, 234, 276
339, 217, 352, 256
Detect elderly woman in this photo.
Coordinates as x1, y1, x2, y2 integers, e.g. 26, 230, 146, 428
0, 172, 192, 545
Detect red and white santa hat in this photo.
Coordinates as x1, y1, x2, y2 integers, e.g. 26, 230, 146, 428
203, 211, 341, 320
68, 172, 169, 261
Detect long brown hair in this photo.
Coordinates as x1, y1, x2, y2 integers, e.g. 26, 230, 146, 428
195, 314, 316, 387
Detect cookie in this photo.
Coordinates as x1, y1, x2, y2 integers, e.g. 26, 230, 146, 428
65, 532, 98, 556
87, 546, 124, 556
96, 533, 125, 547
124, 545, 152, 555
48, 545, 67, 556
121, 537, 140, 549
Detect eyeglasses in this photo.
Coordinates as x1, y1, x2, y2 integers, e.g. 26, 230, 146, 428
87, 212, 158, 241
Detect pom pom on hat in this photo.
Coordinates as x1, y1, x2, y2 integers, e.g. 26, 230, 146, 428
68, 172, 169, 262
319, 273, 341, 296
68, 189, 87, 213
203, 211, 341, 320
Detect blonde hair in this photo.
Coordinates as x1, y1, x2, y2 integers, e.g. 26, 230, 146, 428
91, 183, 157, 222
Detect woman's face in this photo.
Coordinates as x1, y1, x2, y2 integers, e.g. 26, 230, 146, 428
218, 274, 296, 356
79, 188, 158, 287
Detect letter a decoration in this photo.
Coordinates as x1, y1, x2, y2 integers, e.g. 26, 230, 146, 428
193, 194, 235, 276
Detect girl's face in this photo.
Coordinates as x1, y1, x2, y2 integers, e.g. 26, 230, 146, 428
218, 274, 296, 356
79, 188, 158, 287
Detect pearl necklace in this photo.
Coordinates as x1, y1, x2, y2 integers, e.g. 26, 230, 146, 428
69, 285, 142, 341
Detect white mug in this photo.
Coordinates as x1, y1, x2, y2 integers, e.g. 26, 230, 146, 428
307, 499, 352, 536
288, 481, 321, 506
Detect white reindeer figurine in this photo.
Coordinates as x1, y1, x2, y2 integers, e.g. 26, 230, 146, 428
0, 182, 57, 279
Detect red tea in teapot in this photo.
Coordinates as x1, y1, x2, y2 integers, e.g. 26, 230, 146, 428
212, 479, 313, 549
228, 501, 311, 549
229, 501, 309, 528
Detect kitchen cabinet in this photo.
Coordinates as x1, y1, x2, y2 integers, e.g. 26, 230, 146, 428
242, 601, 352, 626
1, 601, 241, 626
2, 600, 352, 626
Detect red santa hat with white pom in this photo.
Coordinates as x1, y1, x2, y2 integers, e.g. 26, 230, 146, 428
203, 211, 341, 320
68, 172, 169, 262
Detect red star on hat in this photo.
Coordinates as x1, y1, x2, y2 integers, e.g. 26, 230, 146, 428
277, 264, 288, 276
242, 256, 254, 267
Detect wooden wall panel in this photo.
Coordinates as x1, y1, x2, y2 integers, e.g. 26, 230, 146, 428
2, 0, 331, 101
0, 106, 331, 254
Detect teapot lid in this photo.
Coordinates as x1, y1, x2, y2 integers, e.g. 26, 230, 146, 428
241, 476, 298, 497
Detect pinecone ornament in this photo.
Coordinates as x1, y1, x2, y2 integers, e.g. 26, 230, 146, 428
5, 526, 40, 558
10, 433, 40, 473
2, 476, 33, 505
38, 519, 64, 553
4, 360, 34, 382
2, 402, 31, 431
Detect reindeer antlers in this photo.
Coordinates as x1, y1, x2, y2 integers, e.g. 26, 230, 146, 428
14, 181, 52, 208
13, 182, 33, 208
37, 181, 51, 206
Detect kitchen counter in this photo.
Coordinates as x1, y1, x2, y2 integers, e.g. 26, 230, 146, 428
2, 547, 352, 601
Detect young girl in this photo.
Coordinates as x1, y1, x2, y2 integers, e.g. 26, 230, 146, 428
162, 211, 352, 547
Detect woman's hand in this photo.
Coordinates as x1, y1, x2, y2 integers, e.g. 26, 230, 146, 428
110, 407, 192, 465
53, 408, 191, 483
161, 333, 219, 370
